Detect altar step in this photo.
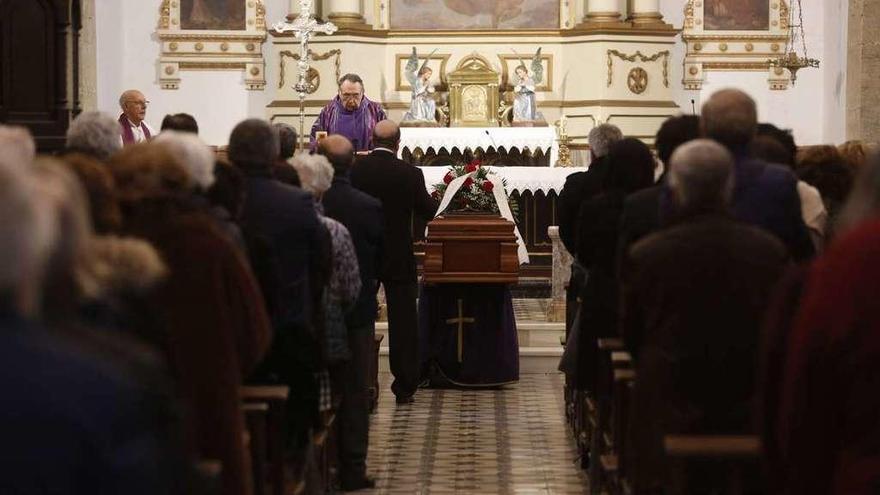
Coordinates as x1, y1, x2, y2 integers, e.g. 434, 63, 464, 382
375, 318, 565, 374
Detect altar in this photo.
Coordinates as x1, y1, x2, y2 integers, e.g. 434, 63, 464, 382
399, 127, 560, 167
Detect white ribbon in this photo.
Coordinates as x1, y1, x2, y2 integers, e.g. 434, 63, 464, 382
431, 170, 530, 265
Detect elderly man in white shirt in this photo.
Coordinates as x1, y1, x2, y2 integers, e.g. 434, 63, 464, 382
117, 89, 155, 146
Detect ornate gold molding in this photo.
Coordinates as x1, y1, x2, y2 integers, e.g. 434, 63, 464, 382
268, 98, 678, 110
607, 50, 669, 88
279, 49, 342, 91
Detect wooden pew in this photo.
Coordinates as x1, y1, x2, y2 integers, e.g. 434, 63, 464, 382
242, 402, 269, 495
241, 385, 290, 495
588, 338, 631, 495
663, 435, 762, 495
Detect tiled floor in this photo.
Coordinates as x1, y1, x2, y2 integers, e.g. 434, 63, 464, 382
363, 373, 588, 494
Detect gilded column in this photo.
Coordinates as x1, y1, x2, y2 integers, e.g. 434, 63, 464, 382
584, 0, 623, 24
326, 0, 368, 26
629, 0, 664, 25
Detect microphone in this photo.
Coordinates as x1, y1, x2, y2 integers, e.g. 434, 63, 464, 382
691, 99, 697, 115
484, 129, 500, 155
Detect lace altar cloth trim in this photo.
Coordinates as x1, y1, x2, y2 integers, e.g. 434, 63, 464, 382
419, 166, 579, 195
399, 127, 561, 167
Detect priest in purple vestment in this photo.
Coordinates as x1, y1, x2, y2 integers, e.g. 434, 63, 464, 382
310, 74, 387, 152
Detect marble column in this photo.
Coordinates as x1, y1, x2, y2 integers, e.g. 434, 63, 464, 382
583, 0, 623, 24
546, 226, 572, 323
325, 0, 367, 26
629, 0, 664, 25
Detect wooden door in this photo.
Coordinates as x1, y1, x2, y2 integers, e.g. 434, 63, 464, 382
0, 0, 79, 152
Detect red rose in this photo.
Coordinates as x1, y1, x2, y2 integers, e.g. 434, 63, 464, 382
465, 159, 481, 173
431, 190, 441, 200
482, 180, 494, 193
443, 171, 454, 184
463, 177, 474, 188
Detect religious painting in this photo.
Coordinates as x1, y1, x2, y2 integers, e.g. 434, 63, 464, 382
180, 0, 246, 30
704, 0, 769, 31
156, 0, 267, 90
681, 0, 790, 90
390, 0, 561, 30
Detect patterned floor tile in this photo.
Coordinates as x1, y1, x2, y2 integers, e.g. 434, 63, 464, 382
361, 373, 588, 494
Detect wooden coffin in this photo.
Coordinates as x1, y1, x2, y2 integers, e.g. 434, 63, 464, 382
423, 213, 520, 284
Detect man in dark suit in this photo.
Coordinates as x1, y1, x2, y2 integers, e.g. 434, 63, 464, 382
351, 120, 437, 404
229, 119, 331, 445
620, 140, 790, 492
320, 135, 384, 491
701, 89, 814, 261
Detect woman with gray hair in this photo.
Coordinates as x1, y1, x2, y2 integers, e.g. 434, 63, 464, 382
292, 152, 361, 411
65, 111, 123, 162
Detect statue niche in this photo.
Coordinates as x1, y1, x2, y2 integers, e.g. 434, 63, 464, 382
448, 54, 500, 127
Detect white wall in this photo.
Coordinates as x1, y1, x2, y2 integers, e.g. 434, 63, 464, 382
93, 0, 289, 146
660, 0, 847, 145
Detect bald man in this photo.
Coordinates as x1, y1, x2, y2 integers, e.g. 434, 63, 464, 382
701, 88, 813, 261
351, 120, 437, 404
118, 89, 155, 146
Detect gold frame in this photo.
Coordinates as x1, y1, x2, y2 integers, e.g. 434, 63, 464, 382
384, 0, 567, 31
447, 54, 501, 127
682, 0, 791, 90
497, 53, 553, 92
157, 0, 267, 90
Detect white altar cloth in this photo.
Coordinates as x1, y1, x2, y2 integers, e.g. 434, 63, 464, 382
400, 127, 560, 167
419, 166, 579, 195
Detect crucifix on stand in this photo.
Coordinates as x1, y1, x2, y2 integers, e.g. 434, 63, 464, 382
445, 299, 475, 363
273, 0, 338, 149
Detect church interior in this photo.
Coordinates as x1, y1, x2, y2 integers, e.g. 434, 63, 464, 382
1, 0, 878, 493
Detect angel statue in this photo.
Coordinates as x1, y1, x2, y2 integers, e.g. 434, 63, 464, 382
403, 47, 438, 123
512, 48, 544, 123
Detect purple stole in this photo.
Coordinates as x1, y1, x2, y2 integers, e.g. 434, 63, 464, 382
119, 114, 152, 146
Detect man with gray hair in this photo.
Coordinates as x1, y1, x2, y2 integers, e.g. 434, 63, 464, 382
701, 88, 813, 260
65, 111, 123, 161
620, 139, 789, 493
118, 89, 155, 146
310, 74, 387, 152
558, 123, 624, 254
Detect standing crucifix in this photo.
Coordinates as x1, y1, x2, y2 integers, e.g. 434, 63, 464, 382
273, 0, 337, 149
445, 299, 475, 363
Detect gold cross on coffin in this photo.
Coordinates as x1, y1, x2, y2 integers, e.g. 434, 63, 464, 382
445, 299, 475, 363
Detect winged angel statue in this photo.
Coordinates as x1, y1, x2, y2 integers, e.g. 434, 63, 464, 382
513, 48, 544, 122
403, 47, 438, 122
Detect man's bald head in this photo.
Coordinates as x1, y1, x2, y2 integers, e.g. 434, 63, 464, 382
318, 134, 354, 171
373, 120, 401, 150
701, 89, 757, 152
